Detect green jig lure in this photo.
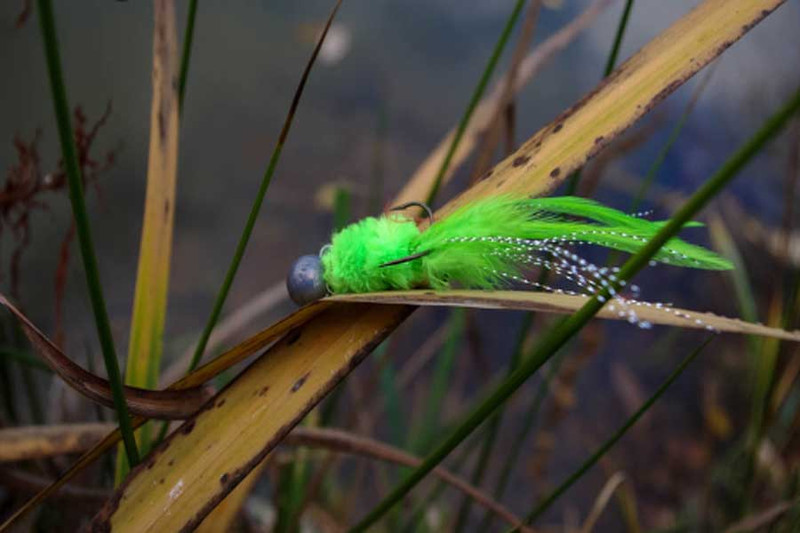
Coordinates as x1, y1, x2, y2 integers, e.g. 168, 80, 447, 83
286, 195, 732, 319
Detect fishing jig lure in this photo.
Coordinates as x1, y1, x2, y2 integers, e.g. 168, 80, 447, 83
286, 195, 732, 309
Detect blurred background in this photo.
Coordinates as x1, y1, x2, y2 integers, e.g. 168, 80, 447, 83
1, 0, 800, 530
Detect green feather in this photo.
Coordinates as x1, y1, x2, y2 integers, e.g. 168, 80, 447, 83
321, 195, 732, 295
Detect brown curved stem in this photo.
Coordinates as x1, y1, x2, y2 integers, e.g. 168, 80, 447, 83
0, 295, 211, 419
284, 427, 535, 533
0, 422, 532, 532
0, 467, 109, 503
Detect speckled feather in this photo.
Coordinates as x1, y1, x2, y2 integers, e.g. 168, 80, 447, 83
321, 195, 732, 295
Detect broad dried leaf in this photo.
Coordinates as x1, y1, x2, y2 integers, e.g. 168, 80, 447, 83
196, 462, 268, 532
90, 304, 410, 531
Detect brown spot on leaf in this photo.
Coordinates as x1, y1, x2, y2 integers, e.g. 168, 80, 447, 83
549, 167, 561, 178
220, 473, 230, 485
291, 372, 310, 392
594, 136, 604, 145
157, 112, 166, 141
216, 398, 226, 408
553, 123, 563, 133
512, 154, 531, 167
286, 328, 302, 346
257, 385, 270, 397
180, 420, 195, 435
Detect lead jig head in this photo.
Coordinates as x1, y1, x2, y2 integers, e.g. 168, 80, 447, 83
286, 254, 327, 306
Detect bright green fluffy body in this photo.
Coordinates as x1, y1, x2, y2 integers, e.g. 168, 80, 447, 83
321, 195, 732, 295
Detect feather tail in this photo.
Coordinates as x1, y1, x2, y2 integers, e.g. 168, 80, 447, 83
416, 195, 732, 290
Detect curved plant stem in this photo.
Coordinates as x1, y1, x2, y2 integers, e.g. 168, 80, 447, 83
425, 0, 527, 205
521, 336, 713, 527
185, 0, 343, 375
35, 0, 139, 467
286, 427, 533, 532
349, 85, 800, 532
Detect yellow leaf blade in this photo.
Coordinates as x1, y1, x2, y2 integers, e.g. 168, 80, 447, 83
118, 0, 180, 470
329, 291, 800, 341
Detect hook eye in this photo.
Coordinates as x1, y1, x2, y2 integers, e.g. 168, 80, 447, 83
388, 201, 434, 228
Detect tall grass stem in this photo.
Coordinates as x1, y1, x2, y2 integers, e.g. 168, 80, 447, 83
185, 0, 343, 374
177, 0, 198, 111
425, 0, 527, 205
36, 0, 140, 466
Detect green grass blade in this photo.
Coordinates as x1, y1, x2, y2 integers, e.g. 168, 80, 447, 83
0, 356, 18, 423
35, 0, 139, 466
20, 367, 44, 424
400, 430, 487, 533
185, 0, 343, 374
370, 103, 388, 214
177, 0, 198, 112
349, 86, 800, 532
708, 216, 759, 346
477, 349, 565, 532
603, 0, 635, 77
375, 343, 406, 445
409, 309, 465, 454
453, 313, 532, 531
333, 186, 351, 232
425, 0, 527, 205
605, 66, 715, 267
520, 336, 713, 527
0, 348, 52, 373
7, 306, 46, 425
739, 301, 784, 514
630, 66, 716, 212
